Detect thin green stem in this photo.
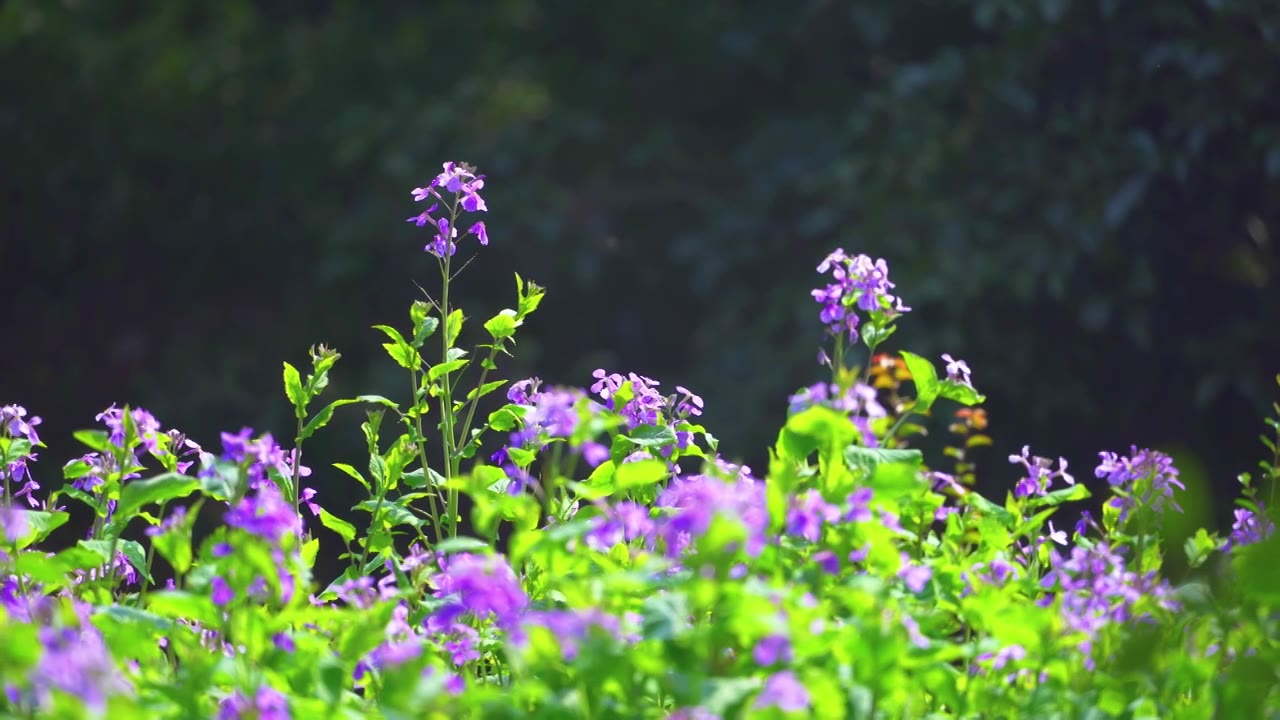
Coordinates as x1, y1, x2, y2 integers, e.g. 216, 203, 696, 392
455, 344, 503, 453
411, 367, 445, 544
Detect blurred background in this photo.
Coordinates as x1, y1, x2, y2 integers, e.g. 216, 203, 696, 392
3, 1, 1278, 543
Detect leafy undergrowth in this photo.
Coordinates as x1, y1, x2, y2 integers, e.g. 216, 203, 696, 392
2, 163, 1277, 719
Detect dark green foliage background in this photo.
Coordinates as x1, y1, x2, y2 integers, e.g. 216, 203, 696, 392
3, 1, 1277, 528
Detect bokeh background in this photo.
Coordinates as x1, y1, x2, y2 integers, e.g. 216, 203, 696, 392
4, 1, 1278, 543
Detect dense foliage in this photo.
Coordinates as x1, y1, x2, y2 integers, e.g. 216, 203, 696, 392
2, 165, 1277, 718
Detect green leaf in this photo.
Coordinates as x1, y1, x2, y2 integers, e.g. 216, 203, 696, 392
373, 324, 420, 370
319, 508, 357, 545
62, 458, 95, 480
433, 536, 491, 555
641, 590, 691, 641
301, 395, 397, 442
515, 273, 546, 319
615, 459, 670, 490
73, 429, 113, 453
116, 473, 199, 520
14, 510, 69, 550
939, 379, 986, 406
117, 539, 152, 583
900, 351, 941, 412
622, 424, 677, 448
147, 591, 223, 627
484, 310, 519, 341
844, 446, 924, 472
151, 499, 200, 575
445, 308, 465, 347
1028, 482, 1091, 510
332, 462, 372, 493
427, 358, 469, 381
283, 361, 306, 414
466, 380, 508, 403
868, 461, 927, 498
411, 308, 439, 346
779, 405, 857, 467
487, 406, 522, 432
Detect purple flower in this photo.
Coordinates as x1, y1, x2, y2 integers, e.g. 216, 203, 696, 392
654, 471, 770, 559
811, 250, 910, 341
590, 370, 666, 429
752, 633, 793, 666
1, 405, 41, 445
0, 505, 28, 543
785, 490, 841, 543
941, 353, 972, 386
754, 670, 810, 712
522, 608, 632, 661
1039, 541, 1179, 657
225, 483, 302, 544
428, 553, 528, 631
34, 619, 134, 712
1095, 447, 1185, 521
211, 576, 235, 606
977, 644, 1027, 671
898, 559, 933, 593
585, 501, 655, 551
844, 487, 874, 523
1227, 505, 1275, 549
468, 221, 488, 245
218, 686, 289, 720
1009, 446, 1074, 499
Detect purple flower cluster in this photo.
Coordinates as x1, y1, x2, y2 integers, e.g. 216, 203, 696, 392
811, 249, 910, 341
426, 552, 529, 633
24, 604, 135, 713
216, 427, 310, 491
1008, 446, 1075, 499
225, 483, 302, 544
1227, 504, 1275, 549
217, 685, 290, 720
1, 406, 43, 505
1038, 541, 1179, 664
521, 608, 640, 661
407, 162, 489, 258
1095, 447, 1185, 521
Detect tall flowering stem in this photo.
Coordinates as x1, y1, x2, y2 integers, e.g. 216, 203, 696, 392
408, 162, 489, 538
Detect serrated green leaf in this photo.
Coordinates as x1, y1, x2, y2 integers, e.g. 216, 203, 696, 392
445, 309, 465, 347
283, 361, 306, 413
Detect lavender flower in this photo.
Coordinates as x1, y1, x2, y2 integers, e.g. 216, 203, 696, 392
785, 490, 841, 543
811, 250, 911, 341
218, 686, 290, 720
1227, 505, 1275, 549
522, 608, 634, 661
941, 353, 972, 386
1008, 446, 1074, 499
752, 633, 793, 666
1095, 447, 1185, 521
754, 670, 810, 713
224, 483, 302, 544
653, 471, 770, 559
427, 553, 529, 632
33, 618, 134, 712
